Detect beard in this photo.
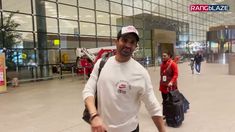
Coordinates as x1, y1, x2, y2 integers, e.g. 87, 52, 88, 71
120, 47, 133, 57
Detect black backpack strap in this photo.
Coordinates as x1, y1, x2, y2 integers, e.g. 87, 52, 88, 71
98, 57, 106, 77
94, 57, 107, 108
83, 57, 108, 124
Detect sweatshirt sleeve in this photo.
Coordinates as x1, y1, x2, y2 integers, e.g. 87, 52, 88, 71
140, 71, 163, 117
82, 59, 101, 101
170, 62, 178, 83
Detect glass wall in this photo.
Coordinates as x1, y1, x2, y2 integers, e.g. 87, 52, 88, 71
0, 0, 227, 81
207, 26, 235, 64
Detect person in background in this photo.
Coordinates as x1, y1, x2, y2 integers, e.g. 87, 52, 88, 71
189, 57, 195, 74
83, 25, 166, 132
194, 52, 203, 74
159, 51, 179, 107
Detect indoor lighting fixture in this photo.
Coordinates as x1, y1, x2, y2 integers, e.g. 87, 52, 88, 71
213, 0, 224, 3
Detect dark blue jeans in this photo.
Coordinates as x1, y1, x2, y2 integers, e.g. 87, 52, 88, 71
195, 63, 201, 73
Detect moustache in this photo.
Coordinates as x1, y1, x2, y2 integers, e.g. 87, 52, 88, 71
123, 47, 132, 51
120, 47, 133, 57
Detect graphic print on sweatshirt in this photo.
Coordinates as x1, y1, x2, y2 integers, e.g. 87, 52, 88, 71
116, 80, 131, 94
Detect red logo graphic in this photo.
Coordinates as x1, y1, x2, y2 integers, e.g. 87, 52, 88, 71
118, 84, 126, 89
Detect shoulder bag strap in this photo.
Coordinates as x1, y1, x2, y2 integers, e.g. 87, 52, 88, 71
98, 58, 106, 77
95, 57, 107, 107
162, 60, 173, 74
164, 60, 173, 92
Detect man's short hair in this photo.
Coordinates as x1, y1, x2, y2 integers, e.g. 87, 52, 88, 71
117, 25, 139, 42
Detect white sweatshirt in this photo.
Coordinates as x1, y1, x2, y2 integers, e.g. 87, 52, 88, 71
83, 56, 162, 132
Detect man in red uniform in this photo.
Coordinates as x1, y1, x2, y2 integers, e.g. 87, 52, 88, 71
159, 51, 179, 104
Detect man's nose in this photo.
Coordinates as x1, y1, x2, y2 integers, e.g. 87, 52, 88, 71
125, 41, 135, 47
125, 43, 132, 48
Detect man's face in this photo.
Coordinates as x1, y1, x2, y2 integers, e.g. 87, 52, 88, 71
116, 34, 138, 57
162, 53, 170, 62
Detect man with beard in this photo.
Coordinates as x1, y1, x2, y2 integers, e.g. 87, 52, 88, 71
159, 51, 179, 105
83, 26, 166, 132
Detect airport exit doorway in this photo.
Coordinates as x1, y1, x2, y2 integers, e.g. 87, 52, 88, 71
152, 29, 176, 65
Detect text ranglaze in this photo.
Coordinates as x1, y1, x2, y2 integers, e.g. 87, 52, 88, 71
190, 4, 229, 12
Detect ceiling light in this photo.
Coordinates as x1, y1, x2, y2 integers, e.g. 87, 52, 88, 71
48, 9, 56, 12
85, 15, 92, 18
45, 5, 53, 9
225, 11, 232, 14
213, 0, 224, 3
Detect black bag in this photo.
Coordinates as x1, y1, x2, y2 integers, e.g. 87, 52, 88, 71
82, 58, 107, 124
82, 107, 92, 124
163, 89, 184, 127
179, 93, 190, 113
168, 89, 181, 102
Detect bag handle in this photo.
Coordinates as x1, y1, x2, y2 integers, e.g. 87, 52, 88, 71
167, 86, 173, 92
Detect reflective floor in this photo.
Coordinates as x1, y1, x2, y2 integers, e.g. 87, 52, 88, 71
0, 62, 235, 132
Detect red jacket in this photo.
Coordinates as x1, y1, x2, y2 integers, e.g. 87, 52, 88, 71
159, 59, 178, 94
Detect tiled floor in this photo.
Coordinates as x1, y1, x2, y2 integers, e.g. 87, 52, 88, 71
0, 62, 235, 132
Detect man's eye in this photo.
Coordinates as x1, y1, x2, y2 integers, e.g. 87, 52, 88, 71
130, 40, 135, 44
122, 38, 137, 45
123, 38, 128, 43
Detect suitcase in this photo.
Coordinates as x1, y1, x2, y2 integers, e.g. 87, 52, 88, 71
163, 89, 184, 127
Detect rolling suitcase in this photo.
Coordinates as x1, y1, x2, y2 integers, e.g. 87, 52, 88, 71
163, 89, 184, 127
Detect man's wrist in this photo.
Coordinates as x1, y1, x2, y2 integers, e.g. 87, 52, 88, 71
89, 113, 99, 122
89, 112, 97, 117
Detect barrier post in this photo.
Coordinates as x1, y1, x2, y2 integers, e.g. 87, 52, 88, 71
0, 53, 7, 93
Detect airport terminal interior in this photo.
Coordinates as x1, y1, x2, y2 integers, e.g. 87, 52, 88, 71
0, 0, 235, 132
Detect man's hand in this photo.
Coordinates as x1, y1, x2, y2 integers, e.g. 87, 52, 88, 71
168, 82, 173, 87
91, 116, 107, 132
152, 116, 166, 132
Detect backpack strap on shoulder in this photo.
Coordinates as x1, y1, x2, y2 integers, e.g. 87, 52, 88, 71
98, 57, 107, 77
